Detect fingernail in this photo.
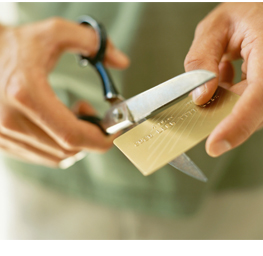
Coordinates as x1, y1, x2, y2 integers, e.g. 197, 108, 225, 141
59, 151, 87, 169
59, 156, 76, 169
74, 151, 86, 161
209, 140, 232, 157
192, 84, 207, 102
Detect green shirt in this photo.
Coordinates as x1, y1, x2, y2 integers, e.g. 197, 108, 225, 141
4, 2, 263, 216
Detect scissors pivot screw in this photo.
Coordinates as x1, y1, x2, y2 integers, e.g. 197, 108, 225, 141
113, 108, 124, 122
79, 58, 89, 67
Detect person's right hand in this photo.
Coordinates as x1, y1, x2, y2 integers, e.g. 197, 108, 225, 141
0, 17, 129, 168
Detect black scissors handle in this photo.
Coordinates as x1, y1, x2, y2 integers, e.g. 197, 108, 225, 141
77, 115, 108, 135
78, 15, 119, 102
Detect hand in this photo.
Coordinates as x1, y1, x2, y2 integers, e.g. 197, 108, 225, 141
0, 17, 129, 167
184, 3, 263, 157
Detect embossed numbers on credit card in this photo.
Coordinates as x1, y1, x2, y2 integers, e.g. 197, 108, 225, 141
114, 87, 239, 176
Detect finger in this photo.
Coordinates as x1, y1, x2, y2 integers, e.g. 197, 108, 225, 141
217, 61, 235, 91
184, 13, 229, 105
72, 101, 97, 116
40, 18, 129, 69
218, 61, 235, 85
59, 151, 87, 169
227, 80, 248, 96
0, 107, 78, 158
241, 72, 247, 81
8, 76, 116, 152
0, 146, 59, 168
257, 121, 263, 130
206, 82, 259, 156
104, 40, 130, 69
0, 133, 62, 167
206, 45, 263, 157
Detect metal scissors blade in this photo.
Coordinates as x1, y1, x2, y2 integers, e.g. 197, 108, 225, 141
102, 70, 216, 134
169, 154, 207, 182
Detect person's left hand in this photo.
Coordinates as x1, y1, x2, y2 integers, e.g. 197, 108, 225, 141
184, 3, 263, 157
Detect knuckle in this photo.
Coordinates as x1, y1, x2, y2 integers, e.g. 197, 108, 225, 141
195, 13, 223, 36
0, 113, 12, 133
45, 17, 65, 32
8, 85, 27, 105
42, 17, 67, 50
184, 54, 205, 71
238, 124, 253, 143
195, 19, 206, 34
6, 79, 31, 108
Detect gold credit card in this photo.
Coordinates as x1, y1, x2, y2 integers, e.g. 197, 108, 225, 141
114, 87, 239, 176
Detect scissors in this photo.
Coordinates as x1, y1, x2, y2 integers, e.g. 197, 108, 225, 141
76, 15, 216, 182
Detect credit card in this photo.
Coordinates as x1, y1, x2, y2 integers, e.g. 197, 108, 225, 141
114, 87, 239, 176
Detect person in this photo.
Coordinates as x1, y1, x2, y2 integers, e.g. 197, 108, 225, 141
1, 2, 263, 239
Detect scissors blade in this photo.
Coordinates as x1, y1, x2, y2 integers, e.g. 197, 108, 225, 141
126, 69, 215, 122
169, 153, 208, 182
102, 70, 215, 134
